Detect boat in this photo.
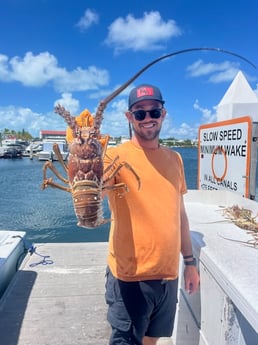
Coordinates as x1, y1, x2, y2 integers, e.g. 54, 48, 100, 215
0, 231, 27, 298
120, 136, 130, 144
37, 141, 54, 161
107, 139, 117, 147
37, 140, 69, 161
0, 138, 29, 159
0, 143, 23, 158
23, 141, 43, 157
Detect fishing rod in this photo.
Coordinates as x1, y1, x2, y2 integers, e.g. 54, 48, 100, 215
102, 47, 256, 107
117, 47, 256, 138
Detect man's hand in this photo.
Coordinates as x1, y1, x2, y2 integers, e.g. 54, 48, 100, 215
184, 266, 200, 294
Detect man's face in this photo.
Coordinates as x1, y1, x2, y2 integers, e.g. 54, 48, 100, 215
126, 100, 166, 141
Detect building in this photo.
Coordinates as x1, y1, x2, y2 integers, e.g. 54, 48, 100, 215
39, 130, 66, 141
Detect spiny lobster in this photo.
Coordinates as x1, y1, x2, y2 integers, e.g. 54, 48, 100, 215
41, 107, 140, 228
41, 48, 255, 229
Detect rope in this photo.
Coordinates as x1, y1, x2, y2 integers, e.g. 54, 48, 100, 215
29, 251, 54, 267
12, 235, 54, 268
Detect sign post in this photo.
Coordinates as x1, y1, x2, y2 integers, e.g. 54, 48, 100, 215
198, 116, 254, 198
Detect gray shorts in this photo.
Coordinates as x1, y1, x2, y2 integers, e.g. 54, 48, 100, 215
105, 267, 178, 345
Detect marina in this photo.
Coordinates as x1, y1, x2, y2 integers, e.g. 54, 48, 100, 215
0, 130, 69, 161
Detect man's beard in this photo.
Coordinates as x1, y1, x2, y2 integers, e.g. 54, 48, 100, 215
132, 124, 161, 141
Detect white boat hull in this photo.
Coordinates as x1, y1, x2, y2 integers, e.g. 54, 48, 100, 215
0, 231, 26, 297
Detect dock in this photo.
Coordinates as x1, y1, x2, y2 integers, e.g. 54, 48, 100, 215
0, 242, 173, 345
1, 190, 258, 344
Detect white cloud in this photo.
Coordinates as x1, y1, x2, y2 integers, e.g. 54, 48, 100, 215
9, 52, 59, 86
0, 105, 66, 137
0, 95, 83, 138
193, 99, 217, 123
173, 122, 198, 138
0, 97, 211, 140
0, 52, 109, 92
54, 93, 80, 115
105, 11, 182, 53
100, 98, 129, 137
162, 120, 198, 140
53, 66, 109, 92
0, 54, 11, 81
76, 9, 99, 30
186, 59, 240, 83
208, 69, 241, 83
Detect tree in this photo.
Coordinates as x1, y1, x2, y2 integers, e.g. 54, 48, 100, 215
1, 128, 33, 141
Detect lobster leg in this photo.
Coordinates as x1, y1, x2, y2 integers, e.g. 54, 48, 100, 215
41, 177, 71, 192
100, 135, 110, 159
103, 182, 129, 198
52, 143, 68, 173
103, 161, 141, 190
41, 161, 70, 192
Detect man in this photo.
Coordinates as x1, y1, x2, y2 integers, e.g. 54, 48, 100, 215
104, 84, 199, 345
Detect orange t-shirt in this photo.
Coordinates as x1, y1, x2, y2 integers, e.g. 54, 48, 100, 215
104, 141, 187, 282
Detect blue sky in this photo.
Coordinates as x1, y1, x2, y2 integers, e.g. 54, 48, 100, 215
0, 0, 257, 139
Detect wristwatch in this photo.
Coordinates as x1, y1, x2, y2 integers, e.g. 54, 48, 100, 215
184, 257, 197, 266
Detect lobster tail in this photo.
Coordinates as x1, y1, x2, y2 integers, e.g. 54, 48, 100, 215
72, 180, 109, 228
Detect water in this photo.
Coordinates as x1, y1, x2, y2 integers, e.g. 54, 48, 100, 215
0, 147, 198, 243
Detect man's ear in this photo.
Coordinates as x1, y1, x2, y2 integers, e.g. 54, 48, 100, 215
161, 108, 167, 120
125, 111, 133, 122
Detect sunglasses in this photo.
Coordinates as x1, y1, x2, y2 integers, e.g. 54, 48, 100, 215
130, 108, 163, 121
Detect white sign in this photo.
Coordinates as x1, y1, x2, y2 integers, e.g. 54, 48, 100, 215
198, 116, 252, 197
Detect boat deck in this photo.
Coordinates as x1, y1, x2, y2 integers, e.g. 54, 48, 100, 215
0, 242, 173, 345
